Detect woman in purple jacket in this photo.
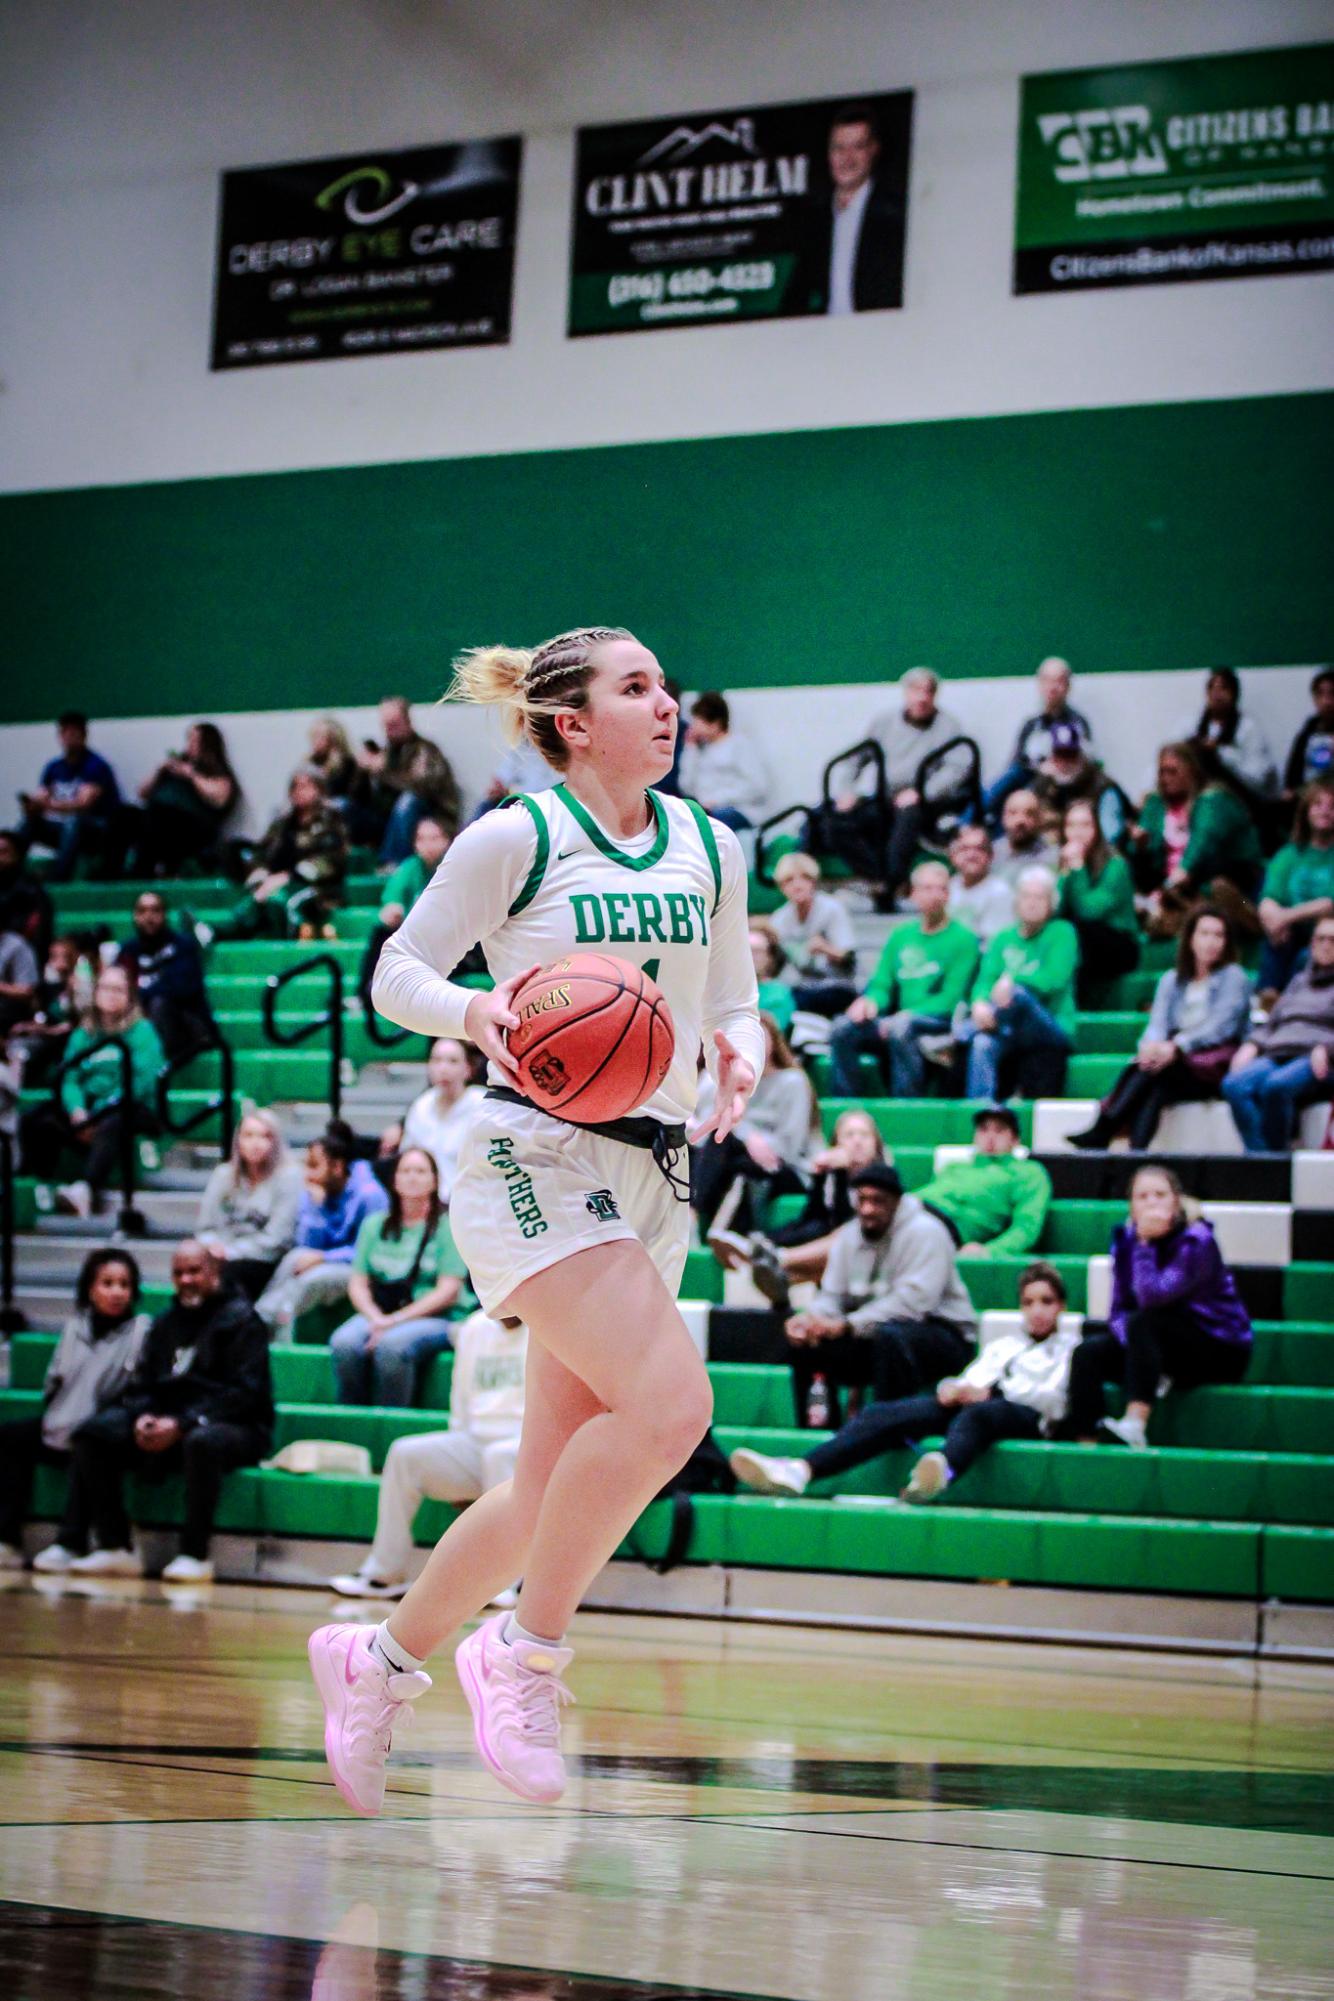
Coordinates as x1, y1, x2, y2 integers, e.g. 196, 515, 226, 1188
1066, 1164, 1251, 1448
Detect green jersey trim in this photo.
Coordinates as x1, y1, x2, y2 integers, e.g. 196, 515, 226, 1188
684, 799, 723, 914
554, 783, 670, 872
503, 795, 550, 915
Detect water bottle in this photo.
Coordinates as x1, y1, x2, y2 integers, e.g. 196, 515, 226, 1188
806, 1372, 831, 1430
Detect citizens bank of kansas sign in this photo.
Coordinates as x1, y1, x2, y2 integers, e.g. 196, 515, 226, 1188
211, 137, 522, 368
1015, 42, 1334, 293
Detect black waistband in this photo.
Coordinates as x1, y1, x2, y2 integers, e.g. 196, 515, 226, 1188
485, 1086, 686, 1154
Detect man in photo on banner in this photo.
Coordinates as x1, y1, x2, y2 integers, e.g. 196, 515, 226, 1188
789, 102, 903, 316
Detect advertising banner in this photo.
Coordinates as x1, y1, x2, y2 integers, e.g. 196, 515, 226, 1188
212, 137, 522, 368
569, 92, 913, 335
1015, 42, 1334, 293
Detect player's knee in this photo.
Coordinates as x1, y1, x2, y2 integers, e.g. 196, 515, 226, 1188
641, 1366, 713, 1470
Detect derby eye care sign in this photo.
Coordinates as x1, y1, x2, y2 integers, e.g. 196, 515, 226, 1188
1015, 41, 1334, 293
569, 92, 913, 335
212, 138, 522, 368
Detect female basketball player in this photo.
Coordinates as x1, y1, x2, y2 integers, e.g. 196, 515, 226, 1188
309, 627, 763, 1813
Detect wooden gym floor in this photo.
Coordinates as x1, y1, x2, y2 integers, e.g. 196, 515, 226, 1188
0, 1579, 1331, 2000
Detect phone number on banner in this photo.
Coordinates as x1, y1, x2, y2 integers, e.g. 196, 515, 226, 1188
609, 262, 777, 310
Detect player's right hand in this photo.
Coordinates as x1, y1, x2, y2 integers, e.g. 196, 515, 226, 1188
465, 965, 540, 1086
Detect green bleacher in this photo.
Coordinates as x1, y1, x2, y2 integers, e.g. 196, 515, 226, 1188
8, 868, 1333, 1614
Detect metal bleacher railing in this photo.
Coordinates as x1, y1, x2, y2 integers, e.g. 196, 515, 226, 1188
262, 951, 347, 1119
44, 1033, 147, 1237
155, 1029, 236, 1159
753, 732, 982, 886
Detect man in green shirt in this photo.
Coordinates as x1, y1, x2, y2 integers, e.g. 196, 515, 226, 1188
829, 861, 979, 1096
917, 1104, 1051, 1258
956, 869, 1078, 1099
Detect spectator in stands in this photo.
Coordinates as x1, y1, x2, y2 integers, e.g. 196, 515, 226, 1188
305, 717, 360, 812
359, 697, 461, 864
947, 826, 1014, 948
983, 657, 1092, 822
1256, 779, 1334, 995
956, 870, 1078, 1100
472, 737, 552, 819
0, 1248, 151, 1575
359, 813, 450, 1002
117, 890, 215, 1061
1069, 904, 1251, 1152
0, 925, 39, 1037
991, 789, 1060, 889
779, 1162, 977, 1428
1066, 1165, 1251, 1449
769, 853, 857, 1012
1282, 667, 1334, 799
678, 692, 770, 830
380, 1037, 484, 1202
66, 1239, 274, 1580
330, 1147, 471, 1406
1133, 742, 1264, 926
5, 935, 88, 1086
0, 830, 53, 959
749, 1108, 886, 1289
1057, 798, 1140, 998
1029, 724, 1126, 846
255, 1124, 389, 1337
1223, 916, 1334, 1151
19, 962, 163, 1218
200, 768, 347, 945
18, 711, 120, 882
731, 1260, 1078, 1501
125, 722, 239, 877
695, 1015, 820, 1254
749, 921, 795, 1035
330, 1309, 527, 1601
828, 860, 978, 1097
1177, 667, 1279, 804
821, 669, 973, 899
197, 1109, 303, 1301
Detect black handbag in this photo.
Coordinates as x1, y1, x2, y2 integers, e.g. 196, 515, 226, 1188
368, 1219, 433, 1315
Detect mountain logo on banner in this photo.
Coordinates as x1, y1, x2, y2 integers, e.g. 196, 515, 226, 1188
639, 118, 758, 165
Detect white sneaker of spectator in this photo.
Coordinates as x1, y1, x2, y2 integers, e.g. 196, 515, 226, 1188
56, 1180, 93, 1219
729, 1448, 811, 1496
161, 1554, 214, 1583
0, 1542, 24, 1571
329, 1566, 410, 1600
31, 1542, 79, 1573
902, 1450, 952, 1503
68, 1546, 144, 1577
1097, 1414, 1148, 1450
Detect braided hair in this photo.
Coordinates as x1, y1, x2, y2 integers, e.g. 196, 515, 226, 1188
449, 626, 634, 768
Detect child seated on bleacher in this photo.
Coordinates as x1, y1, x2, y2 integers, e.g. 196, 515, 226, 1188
729, 1261, 1078, 1503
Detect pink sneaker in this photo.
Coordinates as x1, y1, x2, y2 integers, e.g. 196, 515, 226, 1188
454, 1611, 574, 1804
308, 1622, 431, 1817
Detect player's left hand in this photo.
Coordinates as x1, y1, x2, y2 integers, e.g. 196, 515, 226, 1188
698, 1029, 757, 1144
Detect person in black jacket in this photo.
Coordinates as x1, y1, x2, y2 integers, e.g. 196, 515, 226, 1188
117, 890, 216, 1061
1283, 668, 1334, 800
786, 104, 905, 315
67, 1239, 273, 1582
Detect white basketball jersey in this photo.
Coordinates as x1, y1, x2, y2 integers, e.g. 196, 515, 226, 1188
484, 785, 724, 1123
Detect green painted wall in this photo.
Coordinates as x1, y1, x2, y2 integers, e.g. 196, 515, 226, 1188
3, 391, 1330, 723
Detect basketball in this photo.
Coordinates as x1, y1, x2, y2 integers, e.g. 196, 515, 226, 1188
507, 952, 676, 1123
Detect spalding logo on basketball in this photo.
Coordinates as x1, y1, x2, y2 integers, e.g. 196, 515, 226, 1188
507, 953, 676, 1123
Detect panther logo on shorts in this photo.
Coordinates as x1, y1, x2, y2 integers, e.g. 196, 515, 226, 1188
585, 1188, 620, 1222
528, 1050, 568, 1096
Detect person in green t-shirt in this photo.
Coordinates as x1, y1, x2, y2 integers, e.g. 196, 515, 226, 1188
956, 870, 1078, 1099
330, 1147, 474, 1407
1258, 778, 1334, 993
829, 861, 979, 1096
18, 961, 164, 1219
748, 920, 796, 1036
359, 815, 452, 1004
1055, 798, 1141, 1001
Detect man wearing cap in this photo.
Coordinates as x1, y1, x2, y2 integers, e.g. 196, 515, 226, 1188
779, 1163, 976, 1428
983, 658, 1093, 822
1029, 724, 1125, 846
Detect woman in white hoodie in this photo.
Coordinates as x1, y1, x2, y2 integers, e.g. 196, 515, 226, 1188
730, 1262, 1077, 1502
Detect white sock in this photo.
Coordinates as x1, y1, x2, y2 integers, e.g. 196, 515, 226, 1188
370, 1621, 426, 1675
502, 1614, 566, 1651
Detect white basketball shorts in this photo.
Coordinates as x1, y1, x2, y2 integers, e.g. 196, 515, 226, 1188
448, 1096, 690, 1316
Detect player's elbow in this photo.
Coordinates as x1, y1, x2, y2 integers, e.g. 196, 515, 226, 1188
369, 937, 410, 1029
